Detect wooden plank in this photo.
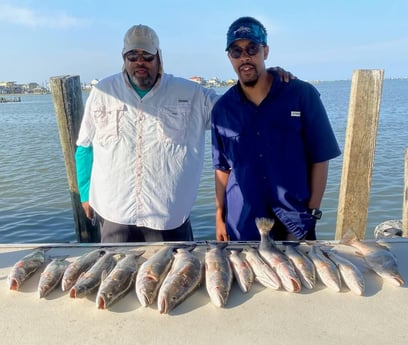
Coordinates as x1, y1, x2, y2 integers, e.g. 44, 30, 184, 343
49, 75, 99, 242
335, 70, 384, 240
403, 148, 408, 237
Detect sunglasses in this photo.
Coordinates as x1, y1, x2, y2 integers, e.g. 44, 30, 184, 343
126, 51, 156, 62
228, 43, 261, 59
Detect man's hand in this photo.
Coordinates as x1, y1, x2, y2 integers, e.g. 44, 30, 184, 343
271, 66, 296, 83
81, 201, 93, 220
216, 219, 229, 241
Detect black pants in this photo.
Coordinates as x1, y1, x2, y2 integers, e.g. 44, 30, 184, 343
98, 215, 194, 243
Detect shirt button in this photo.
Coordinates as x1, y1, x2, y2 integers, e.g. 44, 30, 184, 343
259, 153, 263, 158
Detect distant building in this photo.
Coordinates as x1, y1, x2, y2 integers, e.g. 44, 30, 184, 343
189, 76, 205, 85
0, 81, 48, 94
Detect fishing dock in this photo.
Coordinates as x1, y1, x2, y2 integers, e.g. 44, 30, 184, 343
0, 96, 21, 103
1, 240, 408, 345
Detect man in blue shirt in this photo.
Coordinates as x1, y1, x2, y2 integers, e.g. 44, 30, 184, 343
211, 17, 341, 241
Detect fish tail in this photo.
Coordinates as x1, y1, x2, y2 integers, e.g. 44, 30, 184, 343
255, 217, 275, 236
339, 228, 360, 245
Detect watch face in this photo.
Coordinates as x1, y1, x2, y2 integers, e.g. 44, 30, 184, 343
309, 208, 322, 219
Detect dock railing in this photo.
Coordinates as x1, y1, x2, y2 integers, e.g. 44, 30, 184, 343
50, 75, 99, 242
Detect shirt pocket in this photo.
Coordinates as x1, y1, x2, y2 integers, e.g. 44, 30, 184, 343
92, 104, 126, 146
157, 104, 189, 144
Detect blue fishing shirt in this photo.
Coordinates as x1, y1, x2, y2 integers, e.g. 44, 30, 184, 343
211, 70, 341, 240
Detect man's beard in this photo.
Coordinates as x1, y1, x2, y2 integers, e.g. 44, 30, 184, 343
130, 74, 154, 89
239, 64, 259, 87
242, 78, 259, 87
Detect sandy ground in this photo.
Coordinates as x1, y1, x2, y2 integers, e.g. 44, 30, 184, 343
1, 240, 407, 345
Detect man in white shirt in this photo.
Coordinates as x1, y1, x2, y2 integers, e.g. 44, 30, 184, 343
76, 25, 218, 242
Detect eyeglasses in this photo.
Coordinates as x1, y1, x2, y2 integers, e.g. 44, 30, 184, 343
125, 51, 156, 62
228, 42, 261, 59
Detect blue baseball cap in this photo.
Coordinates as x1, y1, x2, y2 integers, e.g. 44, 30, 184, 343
226, 17, 267, 50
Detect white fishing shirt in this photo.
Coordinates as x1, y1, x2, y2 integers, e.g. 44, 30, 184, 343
76, 72, 218, 229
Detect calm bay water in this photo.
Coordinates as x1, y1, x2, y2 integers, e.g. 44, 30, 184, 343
0, 79, 407, 243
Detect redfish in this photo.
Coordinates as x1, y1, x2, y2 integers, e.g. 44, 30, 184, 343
38, 257, 69, 298
307, 244, 341, 292
228, 248, 254, 293
135, 246, 175, 307
205, 242, 233, 308
256, 217, 301, 293
7, 248, 46, 291
157, 247, 202, 314
340, 229, 405, 287
96, 251, 144, 309
244, 246, 281, 290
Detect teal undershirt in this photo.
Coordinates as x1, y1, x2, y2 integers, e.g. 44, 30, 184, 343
75, 145, 93, 202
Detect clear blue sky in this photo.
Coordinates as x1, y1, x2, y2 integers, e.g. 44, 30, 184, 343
1, 0, 407, 85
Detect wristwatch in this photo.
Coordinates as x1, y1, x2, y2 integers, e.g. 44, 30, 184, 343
308, 208, 322, 220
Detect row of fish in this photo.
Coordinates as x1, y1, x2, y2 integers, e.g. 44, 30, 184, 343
6, 218, 405, 314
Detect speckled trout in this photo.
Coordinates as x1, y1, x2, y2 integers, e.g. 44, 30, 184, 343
340, 230, 405, 287
61, 249, 106, 292
38, 257, 69, 298
157, 247, 202, 314
256, 217, 302, 292
7, 248, 46, 291
70, 251, 123, 298
135, 246, 175, 307
244, 246, 281, 289
205, 242, 233, 307
307, 244, 341, 292
96, 251, 144, 309
228, 248, 254, 293
323, 249, 365, 295
284, 244, 316, 290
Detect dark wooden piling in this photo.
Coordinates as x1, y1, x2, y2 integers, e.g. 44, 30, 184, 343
50, 75, 99, 242
335, 69, 384, 240
403, 148, 408, 237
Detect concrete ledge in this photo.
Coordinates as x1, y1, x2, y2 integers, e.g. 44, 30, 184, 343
1, 240, 407, 345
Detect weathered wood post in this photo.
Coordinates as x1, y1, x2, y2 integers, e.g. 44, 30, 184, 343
50, 75, 100, 242
403, 148, 408, 237
335, 69, 384, 240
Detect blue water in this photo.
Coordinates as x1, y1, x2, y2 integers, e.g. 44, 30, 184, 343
0, 79, 407, 243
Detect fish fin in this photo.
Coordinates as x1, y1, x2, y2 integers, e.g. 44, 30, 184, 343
101, 270, 108, 282
76, 271, 86, 283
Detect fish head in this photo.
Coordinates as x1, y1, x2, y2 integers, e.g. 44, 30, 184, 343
96, 292, 113, 309
209, 288, 227, 308
38, 285, 49, 298
7, 277, 20, 291
157, 292, 178, 314
70, 285, 88, 298
136, 286, 155, 307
